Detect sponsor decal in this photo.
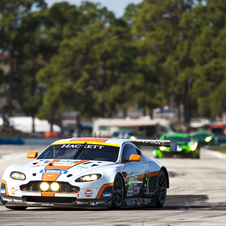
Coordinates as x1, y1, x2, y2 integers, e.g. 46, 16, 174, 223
3, 198, 13, 202
54, 160, 79, 166
85, 189, 93, 197
126, 200, 136, 206
177, 145, 182, 151
143, 198, 152, 204
89, 201, 111, 205
40, 169, 68, 174
12, 198, 22, 203
31, 164, 46, 168
127, 176, 140, 196
41, 203, 54, 206
127, 190, 133, 196
96, 200, 112, 205
77, 166, 89, 169
89, 202, 97, 206
102, 192, 112, 197
11, 187, 16, 195
134, 140, 166, 145
133, 185, 139, 196
61, 144, 104, 149
128, 176, 134, 190
1, 188, 6, 194
76, 201, 89, 205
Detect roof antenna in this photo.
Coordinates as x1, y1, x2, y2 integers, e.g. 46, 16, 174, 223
100, 132, 101, 138
54, 145, 55, 169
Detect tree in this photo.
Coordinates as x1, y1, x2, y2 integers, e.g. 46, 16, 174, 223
132, 0, 197, 123
0, 0, 46, 116
189, 1, 226, 118
37, 19, 134, 119
36, 3, 132, 134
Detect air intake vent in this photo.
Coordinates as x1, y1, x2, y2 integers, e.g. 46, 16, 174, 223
91, 164, 99, 167
23, 196, 77, 203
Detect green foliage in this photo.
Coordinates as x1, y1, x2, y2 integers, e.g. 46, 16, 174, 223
2, 0, 226, 129
37, 18, 134, 118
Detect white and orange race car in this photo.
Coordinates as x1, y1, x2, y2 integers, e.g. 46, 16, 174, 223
0, 137, 176, 210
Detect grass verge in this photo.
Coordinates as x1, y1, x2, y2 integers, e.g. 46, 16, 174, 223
205, 146, 226, 154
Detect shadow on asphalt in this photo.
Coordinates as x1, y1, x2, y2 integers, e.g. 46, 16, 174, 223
2, 195, 226, 211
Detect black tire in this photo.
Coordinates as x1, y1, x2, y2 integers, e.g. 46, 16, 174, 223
193, 154, 200, 159
6, 206, 27, 210
112, 174, 124, 209
156, 170, 167, 208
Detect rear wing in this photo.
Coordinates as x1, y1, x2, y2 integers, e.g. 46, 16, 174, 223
124, 139, 177, 151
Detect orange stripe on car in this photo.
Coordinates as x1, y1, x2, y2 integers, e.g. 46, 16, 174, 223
42, 159, 88, 181
42, 173, 61, 181
149, 171, 159, 177
96, 183, 114, 199
137, 171, 159, 179
70, 138, 109, 143
42, 192, 55, 197
1, 180, 9, 195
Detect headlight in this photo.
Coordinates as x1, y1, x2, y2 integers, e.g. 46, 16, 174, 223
40, 182, 49, 191
39, 182, 60, 192
159, 146, 166, 151
50, 182, 60, 192
205, 136, 212, 142
10, 171, 26, 180
75, 174, 102, 182
190, 142, 198, 151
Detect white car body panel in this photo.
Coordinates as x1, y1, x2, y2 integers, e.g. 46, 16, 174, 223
1, 137, 170, 209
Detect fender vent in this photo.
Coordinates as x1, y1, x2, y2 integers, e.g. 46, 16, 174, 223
82, 162, 91, 165
91, 164, 99, 167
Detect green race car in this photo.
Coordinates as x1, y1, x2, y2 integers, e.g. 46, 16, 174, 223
153, 133, 200, 159
191, 131, 220, 146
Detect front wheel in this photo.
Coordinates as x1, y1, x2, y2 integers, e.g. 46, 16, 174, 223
156, 170, 167, 208
112, 174, 124, 209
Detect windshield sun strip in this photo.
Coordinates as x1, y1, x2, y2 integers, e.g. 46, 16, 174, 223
52, 142, 120, 147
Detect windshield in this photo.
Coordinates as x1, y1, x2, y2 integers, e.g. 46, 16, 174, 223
37, 143, 119, 162
193, 134, 211, 139
163, 136, 192, 143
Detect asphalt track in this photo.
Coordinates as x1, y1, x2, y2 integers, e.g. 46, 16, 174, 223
0, 145, 226, 226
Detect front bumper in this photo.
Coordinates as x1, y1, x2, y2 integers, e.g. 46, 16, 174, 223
0, 195, 112, 209
1, 179, 114, 209
155, 149, 200, 158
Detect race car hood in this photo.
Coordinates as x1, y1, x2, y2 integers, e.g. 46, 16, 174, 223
8, 159, 116, 183
177, 141, 188, 145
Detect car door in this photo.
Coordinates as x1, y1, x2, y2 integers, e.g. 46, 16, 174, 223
121, 144, 147, 198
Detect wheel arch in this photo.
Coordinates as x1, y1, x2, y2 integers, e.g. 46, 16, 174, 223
160, 167, 169, 188
116, 172, 126, 197
112, 172, 125, 209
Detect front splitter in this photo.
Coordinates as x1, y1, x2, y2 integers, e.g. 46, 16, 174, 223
1, 195, 112, 209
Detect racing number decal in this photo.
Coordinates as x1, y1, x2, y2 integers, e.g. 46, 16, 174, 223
128, 176, 135, 190
127, 176, 140, 196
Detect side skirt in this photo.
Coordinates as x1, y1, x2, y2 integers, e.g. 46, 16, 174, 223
122, 195, 156, 208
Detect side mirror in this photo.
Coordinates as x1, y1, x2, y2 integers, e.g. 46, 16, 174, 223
129, 154, 141, 162
27, 152, 38, 159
